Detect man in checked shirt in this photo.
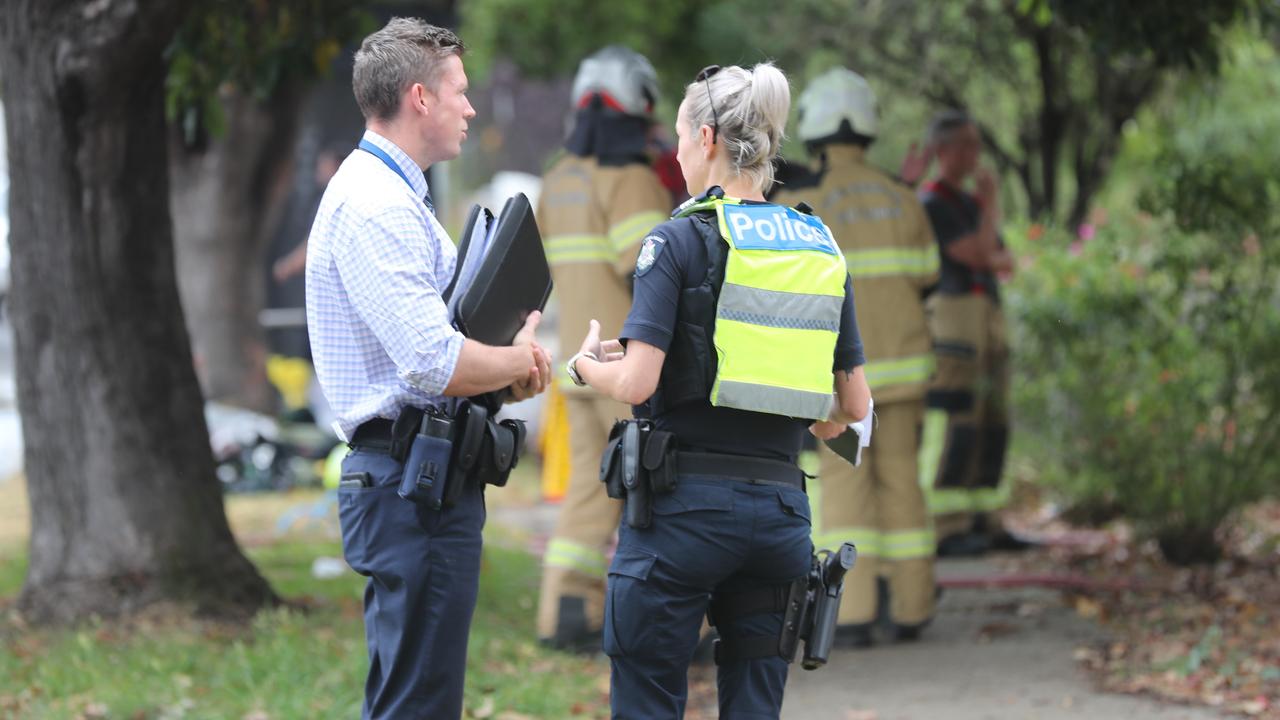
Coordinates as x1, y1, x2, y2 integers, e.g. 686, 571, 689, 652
305, 19, 551, 720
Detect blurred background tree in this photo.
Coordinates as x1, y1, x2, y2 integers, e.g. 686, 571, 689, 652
462, 0, 713, 108
0, 0, 278, 623
466, 0, 1273, 228
165, 0, 380, 413
1, 0, 1275, 634
708, 0, 1275, 227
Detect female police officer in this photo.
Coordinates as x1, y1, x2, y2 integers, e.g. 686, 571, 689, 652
565, 61, 871, 719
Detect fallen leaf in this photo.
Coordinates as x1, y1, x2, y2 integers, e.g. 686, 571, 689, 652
1239, 696, 1269, 715
471, 696, 495, 719
977, 621, 1019, 641
1073, 596, 1102, 619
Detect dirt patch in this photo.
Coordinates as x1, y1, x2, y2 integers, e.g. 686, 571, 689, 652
0, 474, 28, 551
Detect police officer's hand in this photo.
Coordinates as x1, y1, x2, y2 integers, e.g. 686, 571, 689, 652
574, 319, 604, 360
809, 420, 848, 441
580, 320, 626, 363
598, 338, 625, 363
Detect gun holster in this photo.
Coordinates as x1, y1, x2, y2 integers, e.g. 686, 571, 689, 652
388, 406, 427, 463
439, 401, 528, 507
708, 542, 857, 670
599, 419, 678, 528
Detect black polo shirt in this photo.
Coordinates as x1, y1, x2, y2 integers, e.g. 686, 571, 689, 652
919, 180, 1001, 301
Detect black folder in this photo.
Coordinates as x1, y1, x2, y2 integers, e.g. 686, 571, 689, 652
445, 192, 553, 408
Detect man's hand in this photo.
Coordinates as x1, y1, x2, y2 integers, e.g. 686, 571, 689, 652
898, 141, 934, 187
809, 420, 848, 441
975, 167, 998, 208
272, 243, 308, 283
991, 248, 1015, 275
508, 311, 551, 401
513, 310, 543, 349
507, 344, 551, 401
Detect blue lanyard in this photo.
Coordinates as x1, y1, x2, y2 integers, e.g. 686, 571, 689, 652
358, 139, 419, 193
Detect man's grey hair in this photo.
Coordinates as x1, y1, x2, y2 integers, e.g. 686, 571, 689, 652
927, 109, 974, 147
352, 18, 465, 122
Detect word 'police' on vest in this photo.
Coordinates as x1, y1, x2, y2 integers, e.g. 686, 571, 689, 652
723, 204, 839, 255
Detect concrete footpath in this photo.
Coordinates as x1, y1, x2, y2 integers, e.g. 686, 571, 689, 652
779, 558, 1219, 720
489, 504, 1222, 720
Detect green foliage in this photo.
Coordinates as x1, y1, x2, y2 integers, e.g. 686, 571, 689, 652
165, 0, 376, 144
1046, 0, 1278, 72
456, 1, 1274, 224
461, 0, 722, 107
0, 540, 609, 718
1008, 41, 1280, 562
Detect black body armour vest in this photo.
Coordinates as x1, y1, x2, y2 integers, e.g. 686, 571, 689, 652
638, 211, 726, 419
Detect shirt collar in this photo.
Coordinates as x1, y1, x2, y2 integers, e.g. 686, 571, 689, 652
361, 130, 431, 200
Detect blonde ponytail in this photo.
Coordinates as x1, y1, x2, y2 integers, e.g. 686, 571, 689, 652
683, 61, 792, 192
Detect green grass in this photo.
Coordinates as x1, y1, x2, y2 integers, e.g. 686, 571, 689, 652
0, 534, 611, 719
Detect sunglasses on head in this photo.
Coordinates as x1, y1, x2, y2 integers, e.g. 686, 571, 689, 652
696, 65, 722, 144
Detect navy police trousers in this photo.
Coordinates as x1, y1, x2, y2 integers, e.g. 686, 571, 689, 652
338, 448, 485, 720
605, 475, 813, 719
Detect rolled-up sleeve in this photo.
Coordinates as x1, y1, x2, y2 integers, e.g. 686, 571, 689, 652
335, 207, 464, 396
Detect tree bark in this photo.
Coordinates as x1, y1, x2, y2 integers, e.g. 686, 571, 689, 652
0, 0, 277, 624
169, 85, 305, 414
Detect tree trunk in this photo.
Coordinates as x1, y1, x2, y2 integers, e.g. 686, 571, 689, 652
1033, 26, 1064, 222
170, 85, 305, 414
0, 0, 277, 624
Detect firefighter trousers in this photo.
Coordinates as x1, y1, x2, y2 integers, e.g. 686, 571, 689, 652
920, 292, 1011, 539
536, 393, 630, 641
815, 399, 935, 626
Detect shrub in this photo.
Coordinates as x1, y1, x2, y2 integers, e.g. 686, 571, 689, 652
1007, 39, 1280, 564
1009, 207, 1279, 563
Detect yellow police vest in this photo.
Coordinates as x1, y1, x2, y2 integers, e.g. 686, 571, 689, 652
676, 195, 848, 421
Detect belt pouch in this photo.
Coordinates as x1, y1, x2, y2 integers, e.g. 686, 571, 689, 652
398, 429, 453, 509
474, 417, 525, 487
621, 421, 651, 528
494, 418, 527, 485
642, 430, 678, 494
600, 420, 626, 499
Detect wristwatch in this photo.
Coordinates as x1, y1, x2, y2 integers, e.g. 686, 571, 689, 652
565, 350, 599, 387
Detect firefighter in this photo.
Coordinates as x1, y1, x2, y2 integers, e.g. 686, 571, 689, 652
773, 68, 940, 645
534, 46, 673, 650
917, 110, 1016, 556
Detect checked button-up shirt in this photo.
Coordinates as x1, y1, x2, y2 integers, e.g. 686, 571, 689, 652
305, 130, 463, 441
